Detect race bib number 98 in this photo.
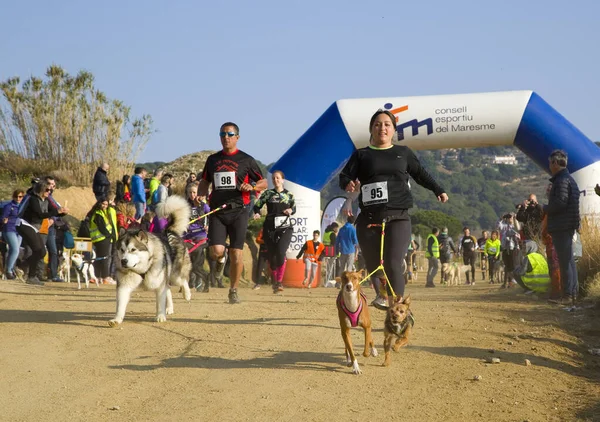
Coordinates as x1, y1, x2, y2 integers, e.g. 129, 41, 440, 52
361, 181, 389, 206
214, 171, 236, 190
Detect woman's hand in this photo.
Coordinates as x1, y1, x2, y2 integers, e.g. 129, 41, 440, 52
437, 193, 449, 203
345, 180, 360, 193
283, 208, 292, 216
253, 213, 261, 220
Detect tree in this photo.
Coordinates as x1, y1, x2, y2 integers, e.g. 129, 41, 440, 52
0, 65, 154, 184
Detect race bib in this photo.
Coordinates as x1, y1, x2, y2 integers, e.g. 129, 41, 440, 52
361, 181, 389, 206
274, 216, 291, 228
214, 171, 236, 190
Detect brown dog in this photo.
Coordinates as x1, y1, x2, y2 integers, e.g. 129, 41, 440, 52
336, 270, 377, 375
382, 295, 414, 367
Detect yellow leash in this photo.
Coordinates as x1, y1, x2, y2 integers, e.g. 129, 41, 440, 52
358, 220, 398, 299
189, 203, 228, 224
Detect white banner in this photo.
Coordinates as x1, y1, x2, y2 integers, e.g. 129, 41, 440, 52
320, 196, 347, 235
336, 90, 533, 150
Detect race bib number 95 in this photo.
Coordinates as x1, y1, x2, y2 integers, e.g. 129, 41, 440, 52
361, 181, 389, 206
214, 171, 236, 190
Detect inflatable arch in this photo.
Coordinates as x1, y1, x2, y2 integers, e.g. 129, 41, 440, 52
272, 90, 600, 258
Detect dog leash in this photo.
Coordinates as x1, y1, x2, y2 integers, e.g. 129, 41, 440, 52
189, 203, 228, 224
357, 220, 398, 299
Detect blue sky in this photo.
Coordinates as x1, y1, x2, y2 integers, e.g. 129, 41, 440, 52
1, 0, 598, 165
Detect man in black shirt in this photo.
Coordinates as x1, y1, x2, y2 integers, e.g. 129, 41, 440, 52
199, 122, 267, 303
459, 227, 478, 285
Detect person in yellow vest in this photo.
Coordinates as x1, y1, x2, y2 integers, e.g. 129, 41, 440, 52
296, 230, 325, 288
514, 240, 550, 294
425, 227, 440, 288
88, 197, 118, 285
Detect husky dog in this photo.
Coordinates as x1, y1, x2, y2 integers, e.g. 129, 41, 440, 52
108, 195, 192, 327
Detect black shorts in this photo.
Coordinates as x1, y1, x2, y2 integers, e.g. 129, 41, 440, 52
208, 208, 249, 250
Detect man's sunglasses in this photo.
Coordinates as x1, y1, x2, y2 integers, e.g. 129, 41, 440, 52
45, 188, 52, 192
219, 131, 237, 138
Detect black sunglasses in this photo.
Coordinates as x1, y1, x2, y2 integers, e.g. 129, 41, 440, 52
219, 131, 237, 137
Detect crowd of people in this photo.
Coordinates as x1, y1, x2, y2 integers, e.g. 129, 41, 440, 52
0, 114, 583, 310
420, 149, 581, 307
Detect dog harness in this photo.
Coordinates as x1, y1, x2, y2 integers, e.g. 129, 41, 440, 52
385, 310, 415, 337
337, 291, 367, 327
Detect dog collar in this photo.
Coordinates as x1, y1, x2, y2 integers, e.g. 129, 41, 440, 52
337, 291, 367, 327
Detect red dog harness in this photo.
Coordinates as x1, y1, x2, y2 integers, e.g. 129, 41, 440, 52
337, 291, 367, 327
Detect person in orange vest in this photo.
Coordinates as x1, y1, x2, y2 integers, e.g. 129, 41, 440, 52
296, 230, 325, 288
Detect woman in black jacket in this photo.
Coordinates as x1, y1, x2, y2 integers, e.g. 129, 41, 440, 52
18, 181, 63, 285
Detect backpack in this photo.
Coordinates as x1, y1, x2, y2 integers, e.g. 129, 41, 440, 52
151, 188, 160, 205
63, 230, 75, 249
77, 218, 91, 238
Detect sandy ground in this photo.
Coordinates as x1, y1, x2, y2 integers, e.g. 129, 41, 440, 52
1, 271, 599, 422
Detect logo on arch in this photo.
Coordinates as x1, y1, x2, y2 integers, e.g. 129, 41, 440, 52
384, 103, 433, 141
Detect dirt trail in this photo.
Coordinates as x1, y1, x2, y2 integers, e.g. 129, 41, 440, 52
1, 274, 599, 422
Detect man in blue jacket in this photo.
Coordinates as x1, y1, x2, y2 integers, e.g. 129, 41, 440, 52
544, 150, 580, 306
336, 215, 359, 273
131, 167, 148, 220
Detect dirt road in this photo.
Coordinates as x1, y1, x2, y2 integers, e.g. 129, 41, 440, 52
1, 276, 599, 422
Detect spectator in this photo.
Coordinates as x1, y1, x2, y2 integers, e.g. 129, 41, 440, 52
44, 176, 70, 282
115, 175, 132, 203
459, 227, 478, 285
92, 163, 111, 201
296, 230, 325, 288
151, 173, 171, 209
115, 202, 137, 232
131, 167, 147, 219
336, 215, 359, 273
322, 222, 339, 283
18, 181, 61, 285
513, 240, 550, 294
148, 168, 163, 203
544, 150, 580, 306
2, 189, 24, 279
186, 172, 197, 187
516, 193, 543, 242
497, 213, 520, 288
88, 198, 118, 285
425, 227, 440, 288
185, 183, 210, 291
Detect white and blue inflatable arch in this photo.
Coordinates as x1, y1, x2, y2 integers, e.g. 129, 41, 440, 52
274, 91, 600, 256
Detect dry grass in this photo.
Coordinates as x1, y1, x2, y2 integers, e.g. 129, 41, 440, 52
578, 216, 600, 300
0, 65, 153, 185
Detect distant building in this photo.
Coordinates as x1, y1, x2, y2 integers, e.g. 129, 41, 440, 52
493, 155, 518, 165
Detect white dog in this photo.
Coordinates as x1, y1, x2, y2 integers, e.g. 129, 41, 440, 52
70, 251, 98, 289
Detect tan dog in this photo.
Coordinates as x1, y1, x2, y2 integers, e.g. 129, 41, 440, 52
336, 270, 377, 375
383, 295, 414, 367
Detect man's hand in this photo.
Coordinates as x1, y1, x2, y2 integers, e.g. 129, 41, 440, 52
437, 193, 449, 203
239, 183, 254, 192
253, 213, 261, 220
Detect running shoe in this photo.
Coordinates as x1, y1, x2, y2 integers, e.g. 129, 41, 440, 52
228, 288, 240, 304
371, 295, 389, 310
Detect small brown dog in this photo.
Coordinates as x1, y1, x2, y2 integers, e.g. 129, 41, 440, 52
382, 295, 414, 367
336, 270, 377, 375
